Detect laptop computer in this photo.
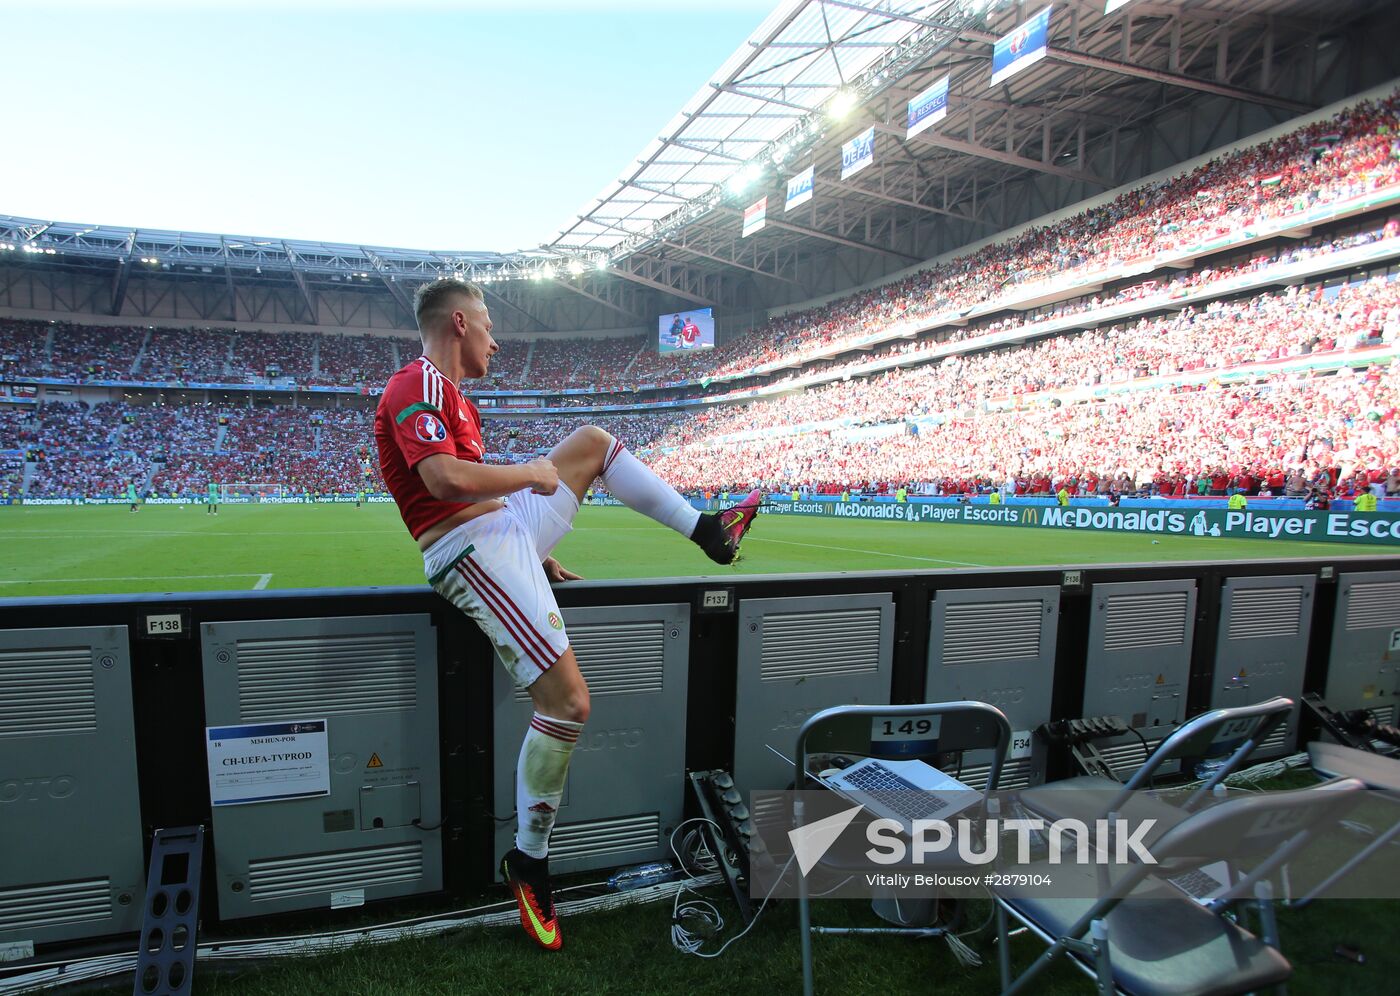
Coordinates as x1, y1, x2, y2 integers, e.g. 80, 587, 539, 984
1166, 860, 1232, 904
820, 757, 979, 834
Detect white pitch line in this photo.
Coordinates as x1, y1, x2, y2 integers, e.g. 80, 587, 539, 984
0, 573, 267, 585
748, 536, 985, 567
253, 574, 272, 590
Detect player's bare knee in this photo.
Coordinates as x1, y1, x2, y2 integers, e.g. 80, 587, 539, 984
571, 424, 612, 458
558, 687, 590, 725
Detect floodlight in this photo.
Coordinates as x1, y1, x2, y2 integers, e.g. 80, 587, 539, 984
726, 162, 763, 197
594, 257, 608, 271
828, 89, 858, 120
541, 265, 555, 280
567, 259, 585, 276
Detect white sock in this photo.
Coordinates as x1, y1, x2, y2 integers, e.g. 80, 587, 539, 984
515, 712, 583, 859
600, 437, 701, 537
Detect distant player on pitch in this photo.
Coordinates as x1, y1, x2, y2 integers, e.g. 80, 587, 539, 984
374, 278, 761, 951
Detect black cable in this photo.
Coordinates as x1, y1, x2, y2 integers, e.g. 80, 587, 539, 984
411, 818, 445, 832
1126, 726, 1155, 789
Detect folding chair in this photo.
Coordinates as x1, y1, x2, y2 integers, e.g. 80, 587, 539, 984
1018, 696, 1294, 839
994, 777, 1367, 996
1292, 741, 1400, 907
794, 701, 1011, 996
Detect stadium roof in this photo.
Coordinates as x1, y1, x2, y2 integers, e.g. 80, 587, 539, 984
548, 0, 989, 258
570, 0, 1392, 303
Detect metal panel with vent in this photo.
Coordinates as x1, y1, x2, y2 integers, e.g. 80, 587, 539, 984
0, 626, 145, 947
492, 603, 690, 876
1327, 570, 1400, 718
200, 614, 441, 920
1208, 575, 1314, 758
925, 586, 1059, 789
1085, 580, 1197, 775
733, 592, 894, 796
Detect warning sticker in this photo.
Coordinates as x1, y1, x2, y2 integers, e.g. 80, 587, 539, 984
367, 753, 383, 769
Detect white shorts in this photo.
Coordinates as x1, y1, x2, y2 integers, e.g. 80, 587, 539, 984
424, 485, 579, 688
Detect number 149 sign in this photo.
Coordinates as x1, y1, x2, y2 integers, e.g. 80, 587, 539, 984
870, 714, 1033, 761
871, 715, 941, 741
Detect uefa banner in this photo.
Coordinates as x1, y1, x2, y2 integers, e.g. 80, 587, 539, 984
761, 499, 1400, 547
841, 126, 875, 179
990, 5, 1052, 87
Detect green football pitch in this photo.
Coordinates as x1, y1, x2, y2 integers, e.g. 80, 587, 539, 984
1, 503, 1397, 598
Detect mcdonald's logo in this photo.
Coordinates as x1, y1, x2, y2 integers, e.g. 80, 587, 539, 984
1022, 507, 1039, 525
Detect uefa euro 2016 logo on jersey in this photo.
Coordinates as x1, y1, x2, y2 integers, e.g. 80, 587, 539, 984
414, 412, 447, 443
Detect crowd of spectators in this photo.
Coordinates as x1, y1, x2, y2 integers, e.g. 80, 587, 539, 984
140, 327, 235, 382
645, 363, 1400, 500
0, 453, 22, 495
0, 321, 49, 381
230, 331, 320, 384
485, 411, 691, 455
45, 323, 146, 380
315, 333, 402, 387
0, 317, 420, 388
26, 451, 150, 498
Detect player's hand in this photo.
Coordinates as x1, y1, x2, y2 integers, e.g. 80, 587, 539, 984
526, 458, 559, 495
542, 556, 582, 582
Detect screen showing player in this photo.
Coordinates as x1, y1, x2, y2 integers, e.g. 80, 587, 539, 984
658, 308, 715, 353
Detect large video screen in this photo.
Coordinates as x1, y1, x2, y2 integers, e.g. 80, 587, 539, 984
658, 308, 715, 353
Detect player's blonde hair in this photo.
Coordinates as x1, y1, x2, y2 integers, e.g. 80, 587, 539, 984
413, 277, 484, 333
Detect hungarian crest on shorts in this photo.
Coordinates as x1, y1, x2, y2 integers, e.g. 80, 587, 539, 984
547, 611, 563, 631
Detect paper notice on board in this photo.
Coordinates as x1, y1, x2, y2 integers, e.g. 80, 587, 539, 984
206, 719, 330, 806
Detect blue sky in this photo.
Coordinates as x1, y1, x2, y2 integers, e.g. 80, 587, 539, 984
1, 0, 772, 251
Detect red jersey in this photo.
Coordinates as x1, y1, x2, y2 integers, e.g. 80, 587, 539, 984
374, 355, 486, 539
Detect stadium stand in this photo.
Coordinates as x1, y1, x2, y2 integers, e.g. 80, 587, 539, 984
647, 365, 1400, 496
44, 323, 146, 381
3, 94, 1399, 500
314, 332, 404, 387
0, 319, 48, 381
139, 327, 237, 383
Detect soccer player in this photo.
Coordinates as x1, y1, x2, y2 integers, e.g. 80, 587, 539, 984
374, 278, 761, 951
126, 481, 139, 513
680, 316, 701, 347
207, 481, 219, 515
